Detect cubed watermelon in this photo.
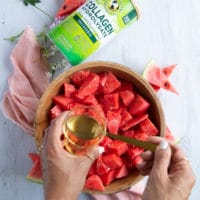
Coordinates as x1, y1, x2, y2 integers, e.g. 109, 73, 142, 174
103, 93, 120, 110
119, 109, 133, 129
114, 164, 128, 178
102, 153, 123, 170
139, 118, 159, 136
49, 104, 62, 119
107, 140, 128, 156
63, 82, 76, 97
102, 72, 121, 94
96, 156, 110, 175
107, 110, 121, 134
119, 90, 135, 107
70, 70, 90, 86
122, 114, 148, 131
122, 130, 135, 138
119, 81, 133, 91
129, 94, 150, 116
76, 73, 100, 99
99, 136, 113, 148
85, 175, 105, 191
127, 147, 144, 160
82, 95, 98, 106
53, 96, 74, 111
100, 170, 115, 186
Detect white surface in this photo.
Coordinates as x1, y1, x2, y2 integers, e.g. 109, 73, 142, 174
0, 0, 200, 199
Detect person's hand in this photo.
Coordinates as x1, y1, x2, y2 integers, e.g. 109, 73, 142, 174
136, 137, 196, 200
40, 112, 101, 200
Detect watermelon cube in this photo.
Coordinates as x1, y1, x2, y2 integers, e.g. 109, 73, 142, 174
85, 175, 105, 191
99, 136, 113, 148
82, 95, 98, 106
122, 130, 135, 138
70, 70, 90, 86
129, 94, 150, 116
76, 73, 100, 99
107, 110, 121, 134
102, 153, 123, 170
119, 81, 133, 91
119, 90, 135, 107
119, 109, 133, 129
53, 96, 74, 111
96, 156, 110, 175
103, 93, 120, 110
114, 164, 128, 178
122, 114, 148, 131
107, 140, 128, 156
102, 72, 121, 94
100, 170, 115, 186
127, 147, 144, 160
49, 104, 62, 119
63, 82, 76, 97
139, 118, 159, 136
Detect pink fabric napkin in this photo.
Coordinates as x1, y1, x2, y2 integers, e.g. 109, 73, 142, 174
1, 26, 145, 199
1, 27, 50, 135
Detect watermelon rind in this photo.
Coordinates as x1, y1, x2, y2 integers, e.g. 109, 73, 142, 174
142, 59, 156, 79
26, 176, 43, 184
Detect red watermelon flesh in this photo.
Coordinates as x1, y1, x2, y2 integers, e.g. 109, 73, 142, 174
165, 126, 176, 141
102, 72, 121, 94
107, 140, 128, 156
64, 82, 76, 97
53, 96, 74, 111
56, 0, 86, 18
26, 153, 42, 183
100, 170, 115, 186
102, 153, 123, 170
119, 90, 135, 107
162, 80, 178, 94
162, 64, 176, 77
143, 60, 178, 94
114, 164, 128, 178
122, 114, 148, 131
85, 175, 105, 192
139, 118, 159, 136
107, 110, 121, 134
129, 94, 150, 116
49, 104, 62, 119
96, 157, 110, 175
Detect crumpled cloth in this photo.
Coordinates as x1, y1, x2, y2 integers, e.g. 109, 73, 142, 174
1, 26, 145, 200
1, 27, 50, 135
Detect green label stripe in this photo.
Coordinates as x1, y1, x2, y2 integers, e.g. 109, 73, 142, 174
123, 9, 137, 24
73, 15, 97, 43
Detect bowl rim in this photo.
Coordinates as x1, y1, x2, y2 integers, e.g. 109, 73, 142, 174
34, 60, 166, 194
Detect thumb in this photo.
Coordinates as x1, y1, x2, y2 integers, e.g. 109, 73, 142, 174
151, 140, 172, 176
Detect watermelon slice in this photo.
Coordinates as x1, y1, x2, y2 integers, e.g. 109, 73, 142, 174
106, 110, 121, 134
63, 82, 76, 97
102, 153, 123, 170
100, 170, 115, 186
129, 94, 150, 116
56, 0, 86, 18
96, 157, 110, 175
114, 164, 128, 178
85, 175, 105, 191
49, 104, 62, 119
26, 153, 43, 183
143, 59, 178, 94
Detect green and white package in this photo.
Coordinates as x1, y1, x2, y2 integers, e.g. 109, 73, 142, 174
48, 0, 140, 65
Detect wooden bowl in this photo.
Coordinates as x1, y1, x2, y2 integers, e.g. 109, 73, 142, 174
34, 61, 165, 194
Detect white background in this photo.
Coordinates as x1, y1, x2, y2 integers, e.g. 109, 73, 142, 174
0, 0, 200, 199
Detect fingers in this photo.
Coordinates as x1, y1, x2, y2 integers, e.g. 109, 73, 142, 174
45, 112, 69, 148
151, 140, 172, 177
